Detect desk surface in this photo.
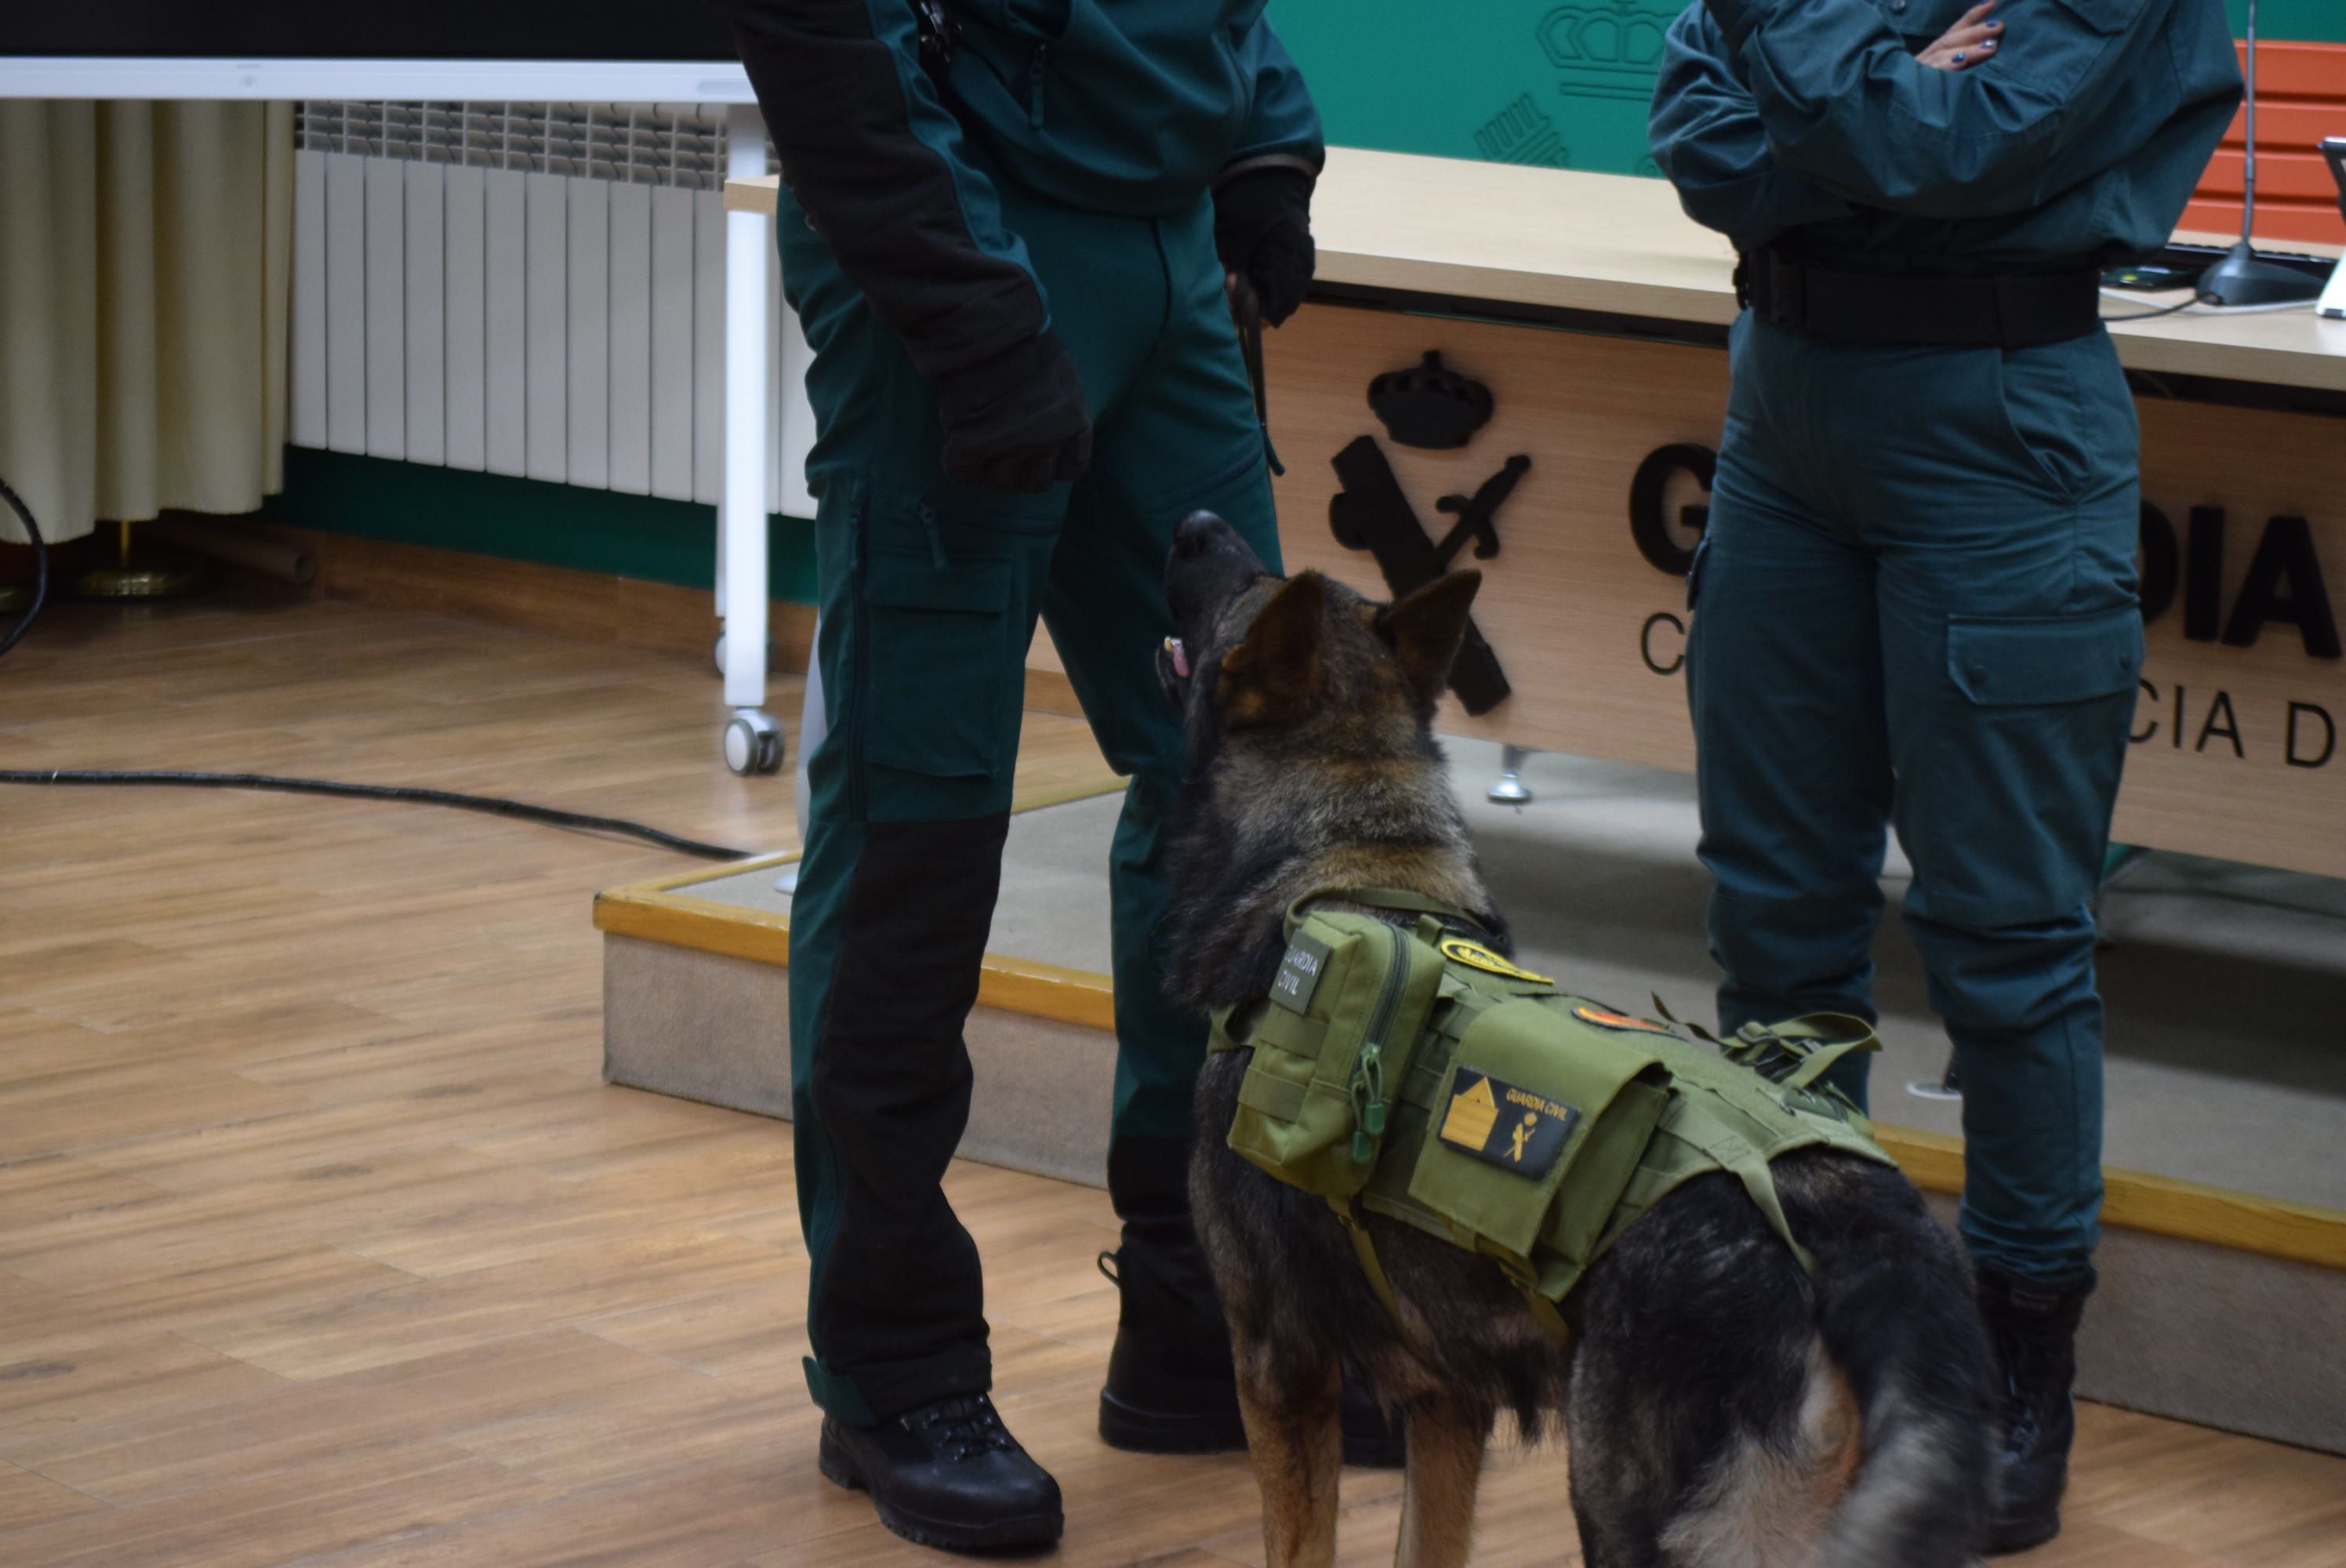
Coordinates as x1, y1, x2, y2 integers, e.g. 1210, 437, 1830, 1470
0, 57, 754, 101
728, 147, 2346, 394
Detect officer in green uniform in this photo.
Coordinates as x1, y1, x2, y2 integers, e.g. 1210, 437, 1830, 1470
721, 0, 1324, 1551
1649, 0, 2241, 1550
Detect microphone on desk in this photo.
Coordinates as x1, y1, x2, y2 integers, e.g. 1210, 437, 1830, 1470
2197, 0, 2325, 307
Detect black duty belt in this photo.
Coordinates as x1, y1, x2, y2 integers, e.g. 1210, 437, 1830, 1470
1734, 250, 2103, 349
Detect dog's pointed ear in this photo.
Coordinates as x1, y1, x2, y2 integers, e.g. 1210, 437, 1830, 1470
1377, 569, 1481, 709
1217, 572, 1326, 726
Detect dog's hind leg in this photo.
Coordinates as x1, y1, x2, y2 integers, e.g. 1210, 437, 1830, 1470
1234, 1341, 1343, 1568
1394, 1393, 1486, 1568
1566, 1357, 1680, 1568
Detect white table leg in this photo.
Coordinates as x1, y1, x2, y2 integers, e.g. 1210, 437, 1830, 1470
719, 102, 782, 776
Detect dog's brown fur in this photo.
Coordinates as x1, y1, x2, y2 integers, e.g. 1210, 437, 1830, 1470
1156, 514, 1995, 1568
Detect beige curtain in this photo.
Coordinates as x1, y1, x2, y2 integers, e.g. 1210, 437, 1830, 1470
0, 100, 293, 545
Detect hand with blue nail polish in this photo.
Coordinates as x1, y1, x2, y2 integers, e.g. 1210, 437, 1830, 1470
1918, 0, 2001, 71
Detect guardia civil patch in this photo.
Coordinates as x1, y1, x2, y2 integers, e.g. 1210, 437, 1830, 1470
1268, 931, 1332, 1014
1438, 938, 1552, 985
1437, 1068, 1579, 1178
1573, 1004, 1673, 1036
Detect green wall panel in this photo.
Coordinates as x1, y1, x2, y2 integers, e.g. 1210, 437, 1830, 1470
268, 448, 818, 604
1273, 0, 2345, 177
2226, 0, 2346, 43
1274, 0, 1672, 176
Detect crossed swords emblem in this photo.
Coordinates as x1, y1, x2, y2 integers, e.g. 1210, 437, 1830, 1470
1328, 437, 1530, 716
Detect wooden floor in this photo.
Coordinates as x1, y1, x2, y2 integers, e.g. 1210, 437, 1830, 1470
1, 584, 2341, 1567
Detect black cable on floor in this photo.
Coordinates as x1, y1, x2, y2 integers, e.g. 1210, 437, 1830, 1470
0, 475, 49, 662
0, 770, 758, 861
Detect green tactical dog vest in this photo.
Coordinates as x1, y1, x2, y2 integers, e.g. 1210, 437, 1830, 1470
1207, 889, 1896, 1338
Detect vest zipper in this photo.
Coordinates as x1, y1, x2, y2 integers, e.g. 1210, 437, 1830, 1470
1351, 924, 1408, 1163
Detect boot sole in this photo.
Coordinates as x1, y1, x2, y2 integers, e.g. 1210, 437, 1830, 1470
1096, 1388, 1247, 1454
819, 1428, 1065, 1552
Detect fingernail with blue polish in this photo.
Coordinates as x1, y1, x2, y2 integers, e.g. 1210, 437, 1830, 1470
1953, 51, 1966, 61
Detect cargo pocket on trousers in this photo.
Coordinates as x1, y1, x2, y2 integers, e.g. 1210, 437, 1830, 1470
1930, 557, 2148, 925
861, 549, 1019, 784
1946, 608, 2142, 709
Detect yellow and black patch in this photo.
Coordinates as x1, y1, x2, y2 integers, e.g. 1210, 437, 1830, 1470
1438, 938, 1552, 985
1437, 1068, 1578, 1178
1572, 1004, 1673, 1036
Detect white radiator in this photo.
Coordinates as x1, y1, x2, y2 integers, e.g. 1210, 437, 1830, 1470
289, 102, 813, 517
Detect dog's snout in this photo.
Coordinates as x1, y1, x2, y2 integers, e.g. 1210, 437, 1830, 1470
1174, 510, 1231, 559
1165, 510, 1269, 637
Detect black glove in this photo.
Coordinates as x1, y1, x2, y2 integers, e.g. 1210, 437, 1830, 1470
1213, 166, 1316, 328
936, 329, 1093, 493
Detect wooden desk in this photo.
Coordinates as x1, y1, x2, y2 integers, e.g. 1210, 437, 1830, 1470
728, 150, 2346, 877
727, 151, 2346, 389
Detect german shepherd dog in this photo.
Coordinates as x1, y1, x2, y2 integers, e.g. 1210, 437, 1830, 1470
1156, 512, 1996, 1568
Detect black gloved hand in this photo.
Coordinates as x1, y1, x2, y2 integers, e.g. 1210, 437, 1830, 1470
936, 329, 1093, 493
1212, 166, 1316, 328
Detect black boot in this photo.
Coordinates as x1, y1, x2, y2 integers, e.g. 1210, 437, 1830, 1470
819, 1393, 1063, 1552
1097, 1216, 1247, 1453
1977, 1262, 2095, 1555
1095, 1218, 1407, 1467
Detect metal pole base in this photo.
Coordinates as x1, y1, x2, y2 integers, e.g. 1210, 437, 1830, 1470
1905, 1051, 1963, 1102
73, 550, 212, 600
1487, 744, 1534, 806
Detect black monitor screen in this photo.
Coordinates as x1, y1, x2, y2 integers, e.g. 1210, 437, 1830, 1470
4, 2, 740, 61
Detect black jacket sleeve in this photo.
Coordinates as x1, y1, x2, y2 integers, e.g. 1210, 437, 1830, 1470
723, 0, 1050, 380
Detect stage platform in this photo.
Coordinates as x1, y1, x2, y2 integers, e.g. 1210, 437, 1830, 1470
600, 738, 2346, 1454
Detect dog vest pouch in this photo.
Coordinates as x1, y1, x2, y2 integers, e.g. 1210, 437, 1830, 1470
1398, 999, 1672, 1269
1215, 909, 1450, 1200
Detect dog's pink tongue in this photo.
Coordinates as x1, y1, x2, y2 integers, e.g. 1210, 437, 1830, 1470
1169, 638, 1190, 678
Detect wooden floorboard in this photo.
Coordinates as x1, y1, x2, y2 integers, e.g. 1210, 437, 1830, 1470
0, 584, 2337, 1565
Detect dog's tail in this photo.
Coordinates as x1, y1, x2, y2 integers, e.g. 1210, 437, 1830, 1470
1812, 1214, 1998, 1568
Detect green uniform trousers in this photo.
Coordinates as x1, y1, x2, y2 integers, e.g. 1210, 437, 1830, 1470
777, 172, 1280, 1424
1690, 312, 2144, 1280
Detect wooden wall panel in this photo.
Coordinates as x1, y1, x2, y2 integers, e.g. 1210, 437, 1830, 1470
1237, 303, 2346, 879
1264, 306, 1727, 772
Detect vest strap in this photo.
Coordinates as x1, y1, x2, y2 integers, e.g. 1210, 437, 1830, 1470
1500, 1259, 1574, 1347
1781, 1037, 1877, 1091
1236, 1069, 1308, 1122
1668, 1098, 1820, 1277
1211, 998, 1331, 1059
1285, 885, 1481, 938
1327, 1196, 1407, 1328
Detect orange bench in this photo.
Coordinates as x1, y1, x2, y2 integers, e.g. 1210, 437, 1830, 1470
2181, 39, 2346, 246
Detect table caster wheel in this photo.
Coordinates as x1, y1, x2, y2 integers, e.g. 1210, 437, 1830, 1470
724, 710, 785, 775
